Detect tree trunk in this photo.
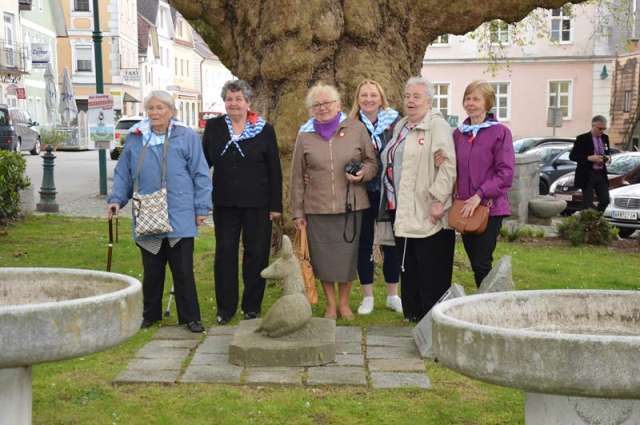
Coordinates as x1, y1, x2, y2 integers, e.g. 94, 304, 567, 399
172, 0, 587, 210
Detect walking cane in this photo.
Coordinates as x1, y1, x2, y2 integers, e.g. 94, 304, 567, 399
164, 286, 175, 317
106, 209, 118, 272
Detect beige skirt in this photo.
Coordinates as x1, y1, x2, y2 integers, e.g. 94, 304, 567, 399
306, 212, 362, 282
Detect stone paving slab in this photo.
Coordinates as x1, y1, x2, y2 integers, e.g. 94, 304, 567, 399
114, 369, 180, 384
198, 336, 233, 354
126, 357, 183, 371
244, 367, 304, 385
145, 339, 200, 349
135, 345, 191, 359
367, 335, 415, 347
206, 326, 238, 336
335, 326, 362, 342
366, 346, 420, 360
190, 353, 229, 366
367, 326, 413, 337
335, 341, 362, 355
333, 354, 365, 367
369, 358, 425, 372
307, 366, 367, 386
153, 326, 203, 340
180, 363, 242, 384
370, 372, 431, 389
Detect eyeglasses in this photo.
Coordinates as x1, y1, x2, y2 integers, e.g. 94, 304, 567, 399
594, 126, 607, 131
311, 100, 336, 110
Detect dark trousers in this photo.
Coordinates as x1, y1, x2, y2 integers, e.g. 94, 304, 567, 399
396, 228, 455, 321
582, 169, 610, 212
357, 190, 401, 285
461, 216, 504, 288
139, 238, 201, 324
213, 206, 272, 319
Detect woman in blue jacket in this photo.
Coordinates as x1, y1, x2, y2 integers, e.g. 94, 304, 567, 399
107, 90, 212, 333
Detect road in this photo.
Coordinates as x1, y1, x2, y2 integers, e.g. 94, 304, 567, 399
23, 149, 132, 218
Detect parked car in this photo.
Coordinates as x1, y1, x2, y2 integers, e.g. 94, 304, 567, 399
110, 116, 143, 160
603, 183, 640, 238
0, 105, 40, 154
531, 143, 576, 195
550, 151, 640, 213
513, 137, 575, 154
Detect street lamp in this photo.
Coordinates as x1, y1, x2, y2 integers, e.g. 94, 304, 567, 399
92, 0, 107, 195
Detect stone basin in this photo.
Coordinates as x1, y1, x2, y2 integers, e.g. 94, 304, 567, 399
0, 267, 142, 424
432, 290, 640, 425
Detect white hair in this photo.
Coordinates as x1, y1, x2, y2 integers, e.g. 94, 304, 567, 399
405, 76, 434, 100
143, 90, 177, 115
305, 83, 341, 109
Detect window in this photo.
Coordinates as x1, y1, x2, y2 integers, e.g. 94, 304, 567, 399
624, 90, 632, 113
489, 20, 510, 44
185, 103, 190, 125
432, 34, 449, 45
3, 13, 15, 66
174, 57, 178, 74
74, 45, 93, 72
158, 8, 166, 30
73, 0, 89, 12
548, 80, 572, 119
177, 20, 183, 38
550, 6, 572, 43
490, 82, 510, 121
186, 60, 189, 76
180, 59, 184, 76
191, 102, 196, 125
431, 83, 450, 117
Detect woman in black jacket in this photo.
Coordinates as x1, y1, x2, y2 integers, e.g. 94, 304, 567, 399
202, 80, 283, 325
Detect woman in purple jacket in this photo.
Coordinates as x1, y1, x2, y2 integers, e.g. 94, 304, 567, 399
450, 81, 515, 287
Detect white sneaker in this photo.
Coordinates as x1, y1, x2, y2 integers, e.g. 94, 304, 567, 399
386, 295, 403, 313
357, 296, 374, 315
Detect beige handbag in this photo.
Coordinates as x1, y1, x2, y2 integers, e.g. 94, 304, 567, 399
132, 138, 173, 237
294, 226, 318, 305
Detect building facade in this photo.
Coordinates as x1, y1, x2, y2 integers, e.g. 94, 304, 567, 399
0, 0, 29, 108
422, 2, 632, 140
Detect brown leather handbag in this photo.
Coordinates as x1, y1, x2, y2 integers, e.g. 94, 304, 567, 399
294, 226, 318, 305
447, 199, 492, 235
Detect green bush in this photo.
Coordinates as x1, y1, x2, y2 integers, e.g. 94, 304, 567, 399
0, 151, 30, 224
39, 128, 67, 149
557, 209, 614, 246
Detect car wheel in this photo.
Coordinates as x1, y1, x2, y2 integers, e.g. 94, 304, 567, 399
30, 137, 41, 155
14, 138, 21, 153
617, 227, 635, 238
539, 180, 549, 195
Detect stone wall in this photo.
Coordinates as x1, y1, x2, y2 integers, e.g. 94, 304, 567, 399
508, 152, 540, 223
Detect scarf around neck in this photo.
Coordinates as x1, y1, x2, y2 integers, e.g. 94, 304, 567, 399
221, 111, 266, 157
131, 117, 186, 146
458, 116, 500, 139
359, 108, 399, 151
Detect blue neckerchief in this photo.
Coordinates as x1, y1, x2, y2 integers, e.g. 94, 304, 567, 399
298, 112, 347, 133
221, 114, 266, 157
458, 120, 499, 138
359, 108, 399, 151
130, 118, 187, 146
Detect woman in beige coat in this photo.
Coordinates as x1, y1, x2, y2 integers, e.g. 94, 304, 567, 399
380, 76, 457, 322
291, 83, 377, 320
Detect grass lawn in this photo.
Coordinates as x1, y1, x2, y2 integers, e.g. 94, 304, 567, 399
1, 215, 638, 425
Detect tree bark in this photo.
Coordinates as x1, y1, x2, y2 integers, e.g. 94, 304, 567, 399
172, 0, 588, 209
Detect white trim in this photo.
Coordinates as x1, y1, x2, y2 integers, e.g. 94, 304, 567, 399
430, 34, 450, 47
21, 20, 57, 38
488, 81, 511, 122
431, 81, 452, 117
71, 41, 95, 78
547, 79, 573, 120
489, 20, 511, 46
549, 7, 574, 44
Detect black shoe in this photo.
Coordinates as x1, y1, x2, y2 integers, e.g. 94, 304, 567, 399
140, 319, 158, 329
243, 312, 258, 320
186, 321, 205, 333
216, 315, 229, 325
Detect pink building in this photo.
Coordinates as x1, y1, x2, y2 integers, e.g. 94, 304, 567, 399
421, 2, 635, 140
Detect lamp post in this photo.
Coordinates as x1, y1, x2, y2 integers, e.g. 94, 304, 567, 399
92, 0, 107, 195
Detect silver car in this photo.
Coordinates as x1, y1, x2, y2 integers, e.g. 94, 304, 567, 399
603, 183, 640, 238
8, 108, 40, 155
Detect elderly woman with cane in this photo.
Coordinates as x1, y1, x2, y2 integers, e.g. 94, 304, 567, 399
291, 82, 377, 320
107, 90, 212, 333
202, 80, 283, 325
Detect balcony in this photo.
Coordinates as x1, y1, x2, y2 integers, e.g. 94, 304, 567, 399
0, 40, 29, 74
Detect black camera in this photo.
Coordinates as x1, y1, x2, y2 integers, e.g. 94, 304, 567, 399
344, 160, 363, 176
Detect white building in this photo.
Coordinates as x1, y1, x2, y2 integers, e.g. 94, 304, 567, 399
193, 31, 232, 116
0, 0, 28, 108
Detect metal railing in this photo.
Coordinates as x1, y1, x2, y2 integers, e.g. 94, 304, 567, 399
0, 40, 29, 73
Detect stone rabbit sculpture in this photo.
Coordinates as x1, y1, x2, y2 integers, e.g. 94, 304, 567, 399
256, 235, 313, 337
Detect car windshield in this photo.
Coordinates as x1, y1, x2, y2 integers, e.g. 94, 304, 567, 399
530, 146, 570, 163
0, 110, 7, 125
116, 120, 140, 130
513, 138, 538, 154
607, 155, 640, 175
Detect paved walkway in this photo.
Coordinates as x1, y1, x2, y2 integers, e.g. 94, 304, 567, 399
115, 325, 431, 389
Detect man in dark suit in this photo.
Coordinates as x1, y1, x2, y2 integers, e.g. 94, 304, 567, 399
569, 115, 611, 212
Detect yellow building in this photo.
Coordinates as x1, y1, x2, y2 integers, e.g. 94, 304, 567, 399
57, 0, 140, 117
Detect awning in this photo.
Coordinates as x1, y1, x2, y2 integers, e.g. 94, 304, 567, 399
123, 92, 139, 103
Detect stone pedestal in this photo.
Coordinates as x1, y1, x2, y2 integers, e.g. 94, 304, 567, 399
0, 367, 32, 425
509, 152, 540, 223
229, 318, 335, 367
526, 393, 640, 425
18, 186, 34, 215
